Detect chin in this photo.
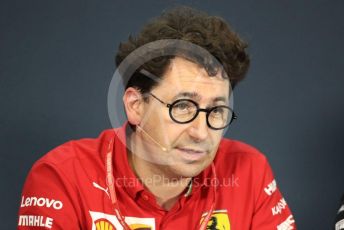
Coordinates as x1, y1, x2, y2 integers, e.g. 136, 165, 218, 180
170, 160, 211, 178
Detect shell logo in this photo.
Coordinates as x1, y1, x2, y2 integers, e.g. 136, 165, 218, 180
94, 219, 152, 230
94, 219, 116, 230
128, 224, 152, 230
89, 211, 155, 230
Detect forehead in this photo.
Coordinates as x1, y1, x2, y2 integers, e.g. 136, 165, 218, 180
155, 57, 230, 99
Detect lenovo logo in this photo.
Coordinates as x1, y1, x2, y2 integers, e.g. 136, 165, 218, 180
20, 196, 63, 210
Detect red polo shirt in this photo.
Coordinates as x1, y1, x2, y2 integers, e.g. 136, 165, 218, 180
18, 123, 296, 229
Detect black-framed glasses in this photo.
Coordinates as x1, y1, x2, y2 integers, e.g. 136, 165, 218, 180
148, 93, 237, 130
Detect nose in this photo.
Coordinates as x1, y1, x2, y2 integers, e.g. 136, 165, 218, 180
187, 111, 209, 142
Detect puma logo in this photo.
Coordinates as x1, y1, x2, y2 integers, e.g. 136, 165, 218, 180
92, 182, 109, 198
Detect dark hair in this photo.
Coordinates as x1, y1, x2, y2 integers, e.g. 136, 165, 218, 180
115, 6, 250, 93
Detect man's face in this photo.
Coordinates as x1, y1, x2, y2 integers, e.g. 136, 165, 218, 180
135, 57, 230, 178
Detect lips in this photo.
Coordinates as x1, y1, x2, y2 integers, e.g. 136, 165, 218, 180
177, 147, 205, 154
175, 147, 207, 161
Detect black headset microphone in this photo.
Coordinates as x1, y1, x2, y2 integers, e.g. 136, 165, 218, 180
136, 125, 168, 152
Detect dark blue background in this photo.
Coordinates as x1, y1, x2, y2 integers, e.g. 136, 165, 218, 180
1, 0, 344, 229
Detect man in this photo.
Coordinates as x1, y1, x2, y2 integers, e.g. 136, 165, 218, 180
335, 194, 344, 230
18, 6, 296, 229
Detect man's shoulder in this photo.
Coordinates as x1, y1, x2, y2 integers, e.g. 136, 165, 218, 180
214, 138, 268, 171
34, 129, 115, 168
218, 138, 267, 160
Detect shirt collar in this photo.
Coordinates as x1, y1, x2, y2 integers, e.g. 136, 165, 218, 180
112, 122, 145, 199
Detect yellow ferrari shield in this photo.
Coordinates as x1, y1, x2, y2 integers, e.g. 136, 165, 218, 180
200, 210, 231, 230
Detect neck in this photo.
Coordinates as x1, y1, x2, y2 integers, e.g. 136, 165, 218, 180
127, 131, 191, 210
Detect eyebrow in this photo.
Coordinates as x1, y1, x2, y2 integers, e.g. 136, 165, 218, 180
172, 91, 227, 104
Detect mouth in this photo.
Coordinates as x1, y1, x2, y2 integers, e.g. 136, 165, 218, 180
175, 147, 207, 162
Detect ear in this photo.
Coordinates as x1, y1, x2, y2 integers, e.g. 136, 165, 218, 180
123, 87, 145, 125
